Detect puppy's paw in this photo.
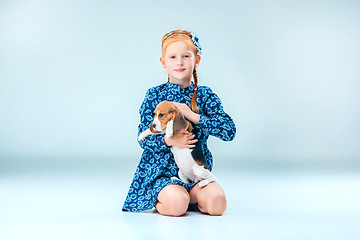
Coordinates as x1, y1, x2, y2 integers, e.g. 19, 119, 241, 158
138, 131, 147, 141
198, 180, 208, 188
198, 178, 215, 188
170, 176, 181, 181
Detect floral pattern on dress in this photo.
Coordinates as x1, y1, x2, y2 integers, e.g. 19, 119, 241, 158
122, 81, 236, 213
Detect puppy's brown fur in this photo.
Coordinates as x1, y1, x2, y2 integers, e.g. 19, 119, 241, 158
150, 101, 193, 134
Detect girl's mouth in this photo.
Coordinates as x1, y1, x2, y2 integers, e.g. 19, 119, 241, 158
174, 69, 185, 72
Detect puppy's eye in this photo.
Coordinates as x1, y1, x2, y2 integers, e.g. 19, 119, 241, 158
159, 114, 165, 118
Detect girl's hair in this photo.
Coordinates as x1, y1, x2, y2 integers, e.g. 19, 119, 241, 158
161, 29, 200, 113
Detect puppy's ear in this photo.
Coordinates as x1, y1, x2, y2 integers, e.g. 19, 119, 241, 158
173, 108, 188, 134
168, 106, 176, 121
165, 120, 174, 139
164, 107, 176, 138
186, 121, 194, 133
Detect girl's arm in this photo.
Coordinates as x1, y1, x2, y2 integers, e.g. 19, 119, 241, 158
198, 90, 236, 141
172, 102, 200, 124
173, 89, 236, 141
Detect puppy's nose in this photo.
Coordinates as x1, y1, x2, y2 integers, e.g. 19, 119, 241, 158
152, 124, 156, 128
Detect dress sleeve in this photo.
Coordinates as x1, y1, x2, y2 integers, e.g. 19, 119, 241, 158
197, 89, 236, 141
137, 89, 171, 153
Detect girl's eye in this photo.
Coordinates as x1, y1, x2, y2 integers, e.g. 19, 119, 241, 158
170, 56, 176, 59
184, 55, 190, 58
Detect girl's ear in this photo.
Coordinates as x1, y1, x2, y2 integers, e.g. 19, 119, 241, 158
195, 55, 201, 68
160, 57, 167, 69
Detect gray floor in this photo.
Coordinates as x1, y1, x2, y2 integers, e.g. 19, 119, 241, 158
1, 159, 360, 240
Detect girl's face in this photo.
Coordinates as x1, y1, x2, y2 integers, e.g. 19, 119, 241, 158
160, 41, 201, 88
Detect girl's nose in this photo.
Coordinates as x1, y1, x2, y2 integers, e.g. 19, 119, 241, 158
177, 58, 184, 65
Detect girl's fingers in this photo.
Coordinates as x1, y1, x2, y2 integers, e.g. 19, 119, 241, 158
188, 139, 198, 144
187, 133, 195, 139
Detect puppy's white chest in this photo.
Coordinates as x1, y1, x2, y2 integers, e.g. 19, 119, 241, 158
170, 146, 196, 177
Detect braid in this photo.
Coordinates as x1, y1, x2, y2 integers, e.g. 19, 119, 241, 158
190, 68, 199, 113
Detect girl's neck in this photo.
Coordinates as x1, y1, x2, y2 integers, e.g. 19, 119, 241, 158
169, 78, 192, 89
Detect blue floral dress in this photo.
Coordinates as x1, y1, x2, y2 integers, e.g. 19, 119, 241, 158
122, 81, 236, 213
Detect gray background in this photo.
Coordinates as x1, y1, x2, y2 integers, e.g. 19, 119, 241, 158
1, 1, 360, 240
1, 0, 359, 166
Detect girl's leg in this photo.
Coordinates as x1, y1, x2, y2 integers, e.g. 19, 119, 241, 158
189, 182, 226, 216
155, 185, 190, 217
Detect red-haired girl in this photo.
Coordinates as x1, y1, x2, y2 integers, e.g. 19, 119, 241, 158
123, 30, 236, 216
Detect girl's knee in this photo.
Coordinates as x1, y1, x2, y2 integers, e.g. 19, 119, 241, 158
157, 185, 190, 217
166, 194, 189, 216
206, 192, 227, 216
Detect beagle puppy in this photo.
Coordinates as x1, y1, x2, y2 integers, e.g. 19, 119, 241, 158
138, 101, 216, 188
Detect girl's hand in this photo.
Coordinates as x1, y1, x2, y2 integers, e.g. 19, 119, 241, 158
164, 131, 198, 148
172, 102, 200, 124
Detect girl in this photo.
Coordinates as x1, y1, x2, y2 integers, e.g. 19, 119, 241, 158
122, 30, 236, 216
